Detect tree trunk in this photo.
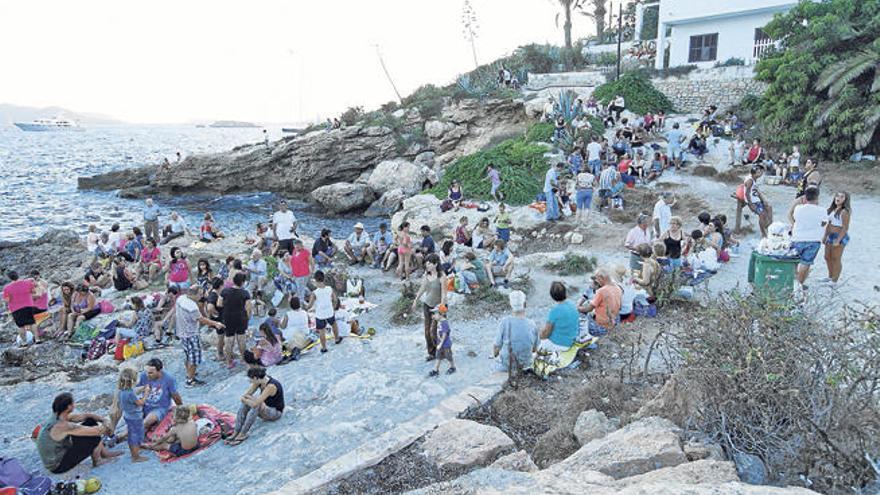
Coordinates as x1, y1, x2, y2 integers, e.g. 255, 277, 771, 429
564, 3, 573, 49
594, 0, 606, 40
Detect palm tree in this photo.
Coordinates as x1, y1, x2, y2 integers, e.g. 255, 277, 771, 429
814, 48, 880, 149
555, 0, 586, 49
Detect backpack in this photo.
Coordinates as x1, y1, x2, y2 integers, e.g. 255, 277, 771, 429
0, 457, 52, 495
87, 338, 108, 360
440, 199, 454, 212
71, 322, 99, 343
99, 300, 115, 314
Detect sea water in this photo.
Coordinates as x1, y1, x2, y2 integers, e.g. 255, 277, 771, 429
0, 125, 381, 243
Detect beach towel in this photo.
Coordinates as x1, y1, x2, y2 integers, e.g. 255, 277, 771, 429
70, 323, 99, 344
533, 338, 596, 378
146, 405, 235, 463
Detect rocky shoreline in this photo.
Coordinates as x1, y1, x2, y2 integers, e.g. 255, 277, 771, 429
78, 98, 529, 216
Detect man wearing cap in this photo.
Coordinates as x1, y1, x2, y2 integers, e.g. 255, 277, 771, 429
344, 223, 371, 265
272, 200, 298, 255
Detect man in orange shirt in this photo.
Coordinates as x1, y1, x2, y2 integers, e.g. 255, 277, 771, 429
577, 267, 622, 337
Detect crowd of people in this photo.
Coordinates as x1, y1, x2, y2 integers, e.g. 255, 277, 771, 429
0, 90, 857, 480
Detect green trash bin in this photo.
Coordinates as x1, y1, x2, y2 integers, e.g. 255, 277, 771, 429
749, 251, 798, 297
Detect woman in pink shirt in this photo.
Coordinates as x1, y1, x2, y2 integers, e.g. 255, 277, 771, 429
2, 271, 37, 345
140, 239, 163, 282
289, 239, 314, 303
166, 247, 191, 290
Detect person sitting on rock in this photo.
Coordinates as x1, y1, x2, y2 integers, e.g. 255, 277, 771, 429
447, 180, 464, 211
493, 290, 538, 372
539, 281, 579, 353
160, 211, 189, 245
113, 256, 149, 292
312, 229, 335, 268
343, 223, 370, 266
455, 216, 472, 248
83, 261, 111, 289
368, 223, 393, 269
485, 240, 514, 288
577, 268, 622, 337
226, 367, 285, 446
413, 225, 435, 271
471, 217, 496, 250
199, 213, 224, 242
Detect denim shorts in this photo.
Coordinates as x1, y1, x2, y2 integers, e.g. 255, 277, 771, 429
576, 190, 593, 210
125, 416, 145, 446
791, 241, 821, 265
496, 228, 510, 242
825, 232, 849, 246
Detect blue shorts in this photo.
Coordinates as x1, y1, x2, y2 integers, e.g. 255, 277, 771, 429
588, 159, 601, 175
587, 316, 610, 337
576, 190, 593, 210
791, 241, 821, 265
125, 416, 145, 446
169, 442, 198, 457
144, 405, 169, 423
491, 183, 500, 195
825, 232, 849, 246
316, 315, 336, 329
496, 228, 510, 242
667, 146, 682, 159
753, 201, 765, 214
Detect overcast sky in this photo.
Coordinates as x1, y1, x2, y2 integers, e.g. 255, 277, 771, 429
0, 0, 601, 124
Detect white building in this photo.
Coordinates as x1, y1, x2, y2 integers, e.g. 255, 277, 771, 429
653, 0, 798, 69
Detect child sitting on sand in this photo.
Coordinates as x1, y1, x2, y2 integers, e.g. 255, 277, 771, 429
145, 406, 199, 457
428, 305, 455, 377
118, 368, 149, 463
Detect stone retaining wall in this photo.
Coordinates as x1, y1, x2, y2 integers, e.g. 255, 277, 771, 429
651, 66, 767, 113
653, 77, 767, 113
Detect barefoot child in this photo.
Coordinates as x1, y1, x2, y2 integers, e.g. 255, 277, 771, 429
428, 305, 455, 376
118, 368, 149, 463
145, 406, 199, 457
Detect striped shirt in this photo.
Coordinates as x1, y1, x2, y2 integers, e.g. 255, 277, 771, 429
599, 167, 619, 190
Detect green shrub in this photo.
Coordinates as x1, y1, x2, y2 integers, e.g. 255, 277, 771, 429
585, 51, 618, 67
427, 138, 548, 205
525, 122, 555, 143
544, 253, 597, 276
401, 84, 451, 119
592, 72, 673, 114
339, 106, 365, 126
715, 57, 745, 68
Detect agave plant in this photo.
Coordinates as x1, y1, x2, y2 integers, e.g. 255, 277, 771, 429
814, 48, 880, 150
556, 89, 581, 123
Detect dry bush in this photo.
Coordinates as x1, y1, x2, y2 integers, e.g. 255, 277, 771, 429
465, 375, 647, 468
665, 292, 880, 493
692, 165, 718, 177
715, 168, 744, 185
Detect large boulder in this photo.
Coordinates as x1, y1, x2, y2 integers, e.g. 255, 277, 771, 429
425, 120, 457, 139
573, 409, 617, 446
422, 419, 515, 470
613, 460, 739, 487
364, 189, 407, 218
489, 450, 539, 473
310, 182, 375, 214
367, 159, 435, 196
546, 416, 686, 480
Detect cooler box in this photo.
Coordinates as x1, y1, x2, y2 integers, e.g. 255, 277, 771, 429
748, 251, 798, 297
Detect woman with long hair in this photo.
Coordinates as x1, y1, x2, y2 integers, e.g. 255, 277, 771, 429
823, 191, 851, 283
411, 253, 448, 362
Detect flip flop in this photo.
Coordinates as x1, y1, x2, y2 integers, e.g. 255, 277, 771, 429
228, 436, 247, 446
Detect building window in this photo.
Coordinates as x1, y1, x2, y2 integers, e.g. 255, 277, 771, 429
753, 28, 775, 60
688, 33, 718, 62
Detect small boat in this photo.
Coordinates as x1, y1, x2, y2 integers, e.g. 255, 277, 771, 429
14, 117, 82, 132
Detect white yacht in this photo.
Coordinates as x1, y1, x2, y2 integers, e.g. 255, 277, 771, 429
14, 117, 82, 131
